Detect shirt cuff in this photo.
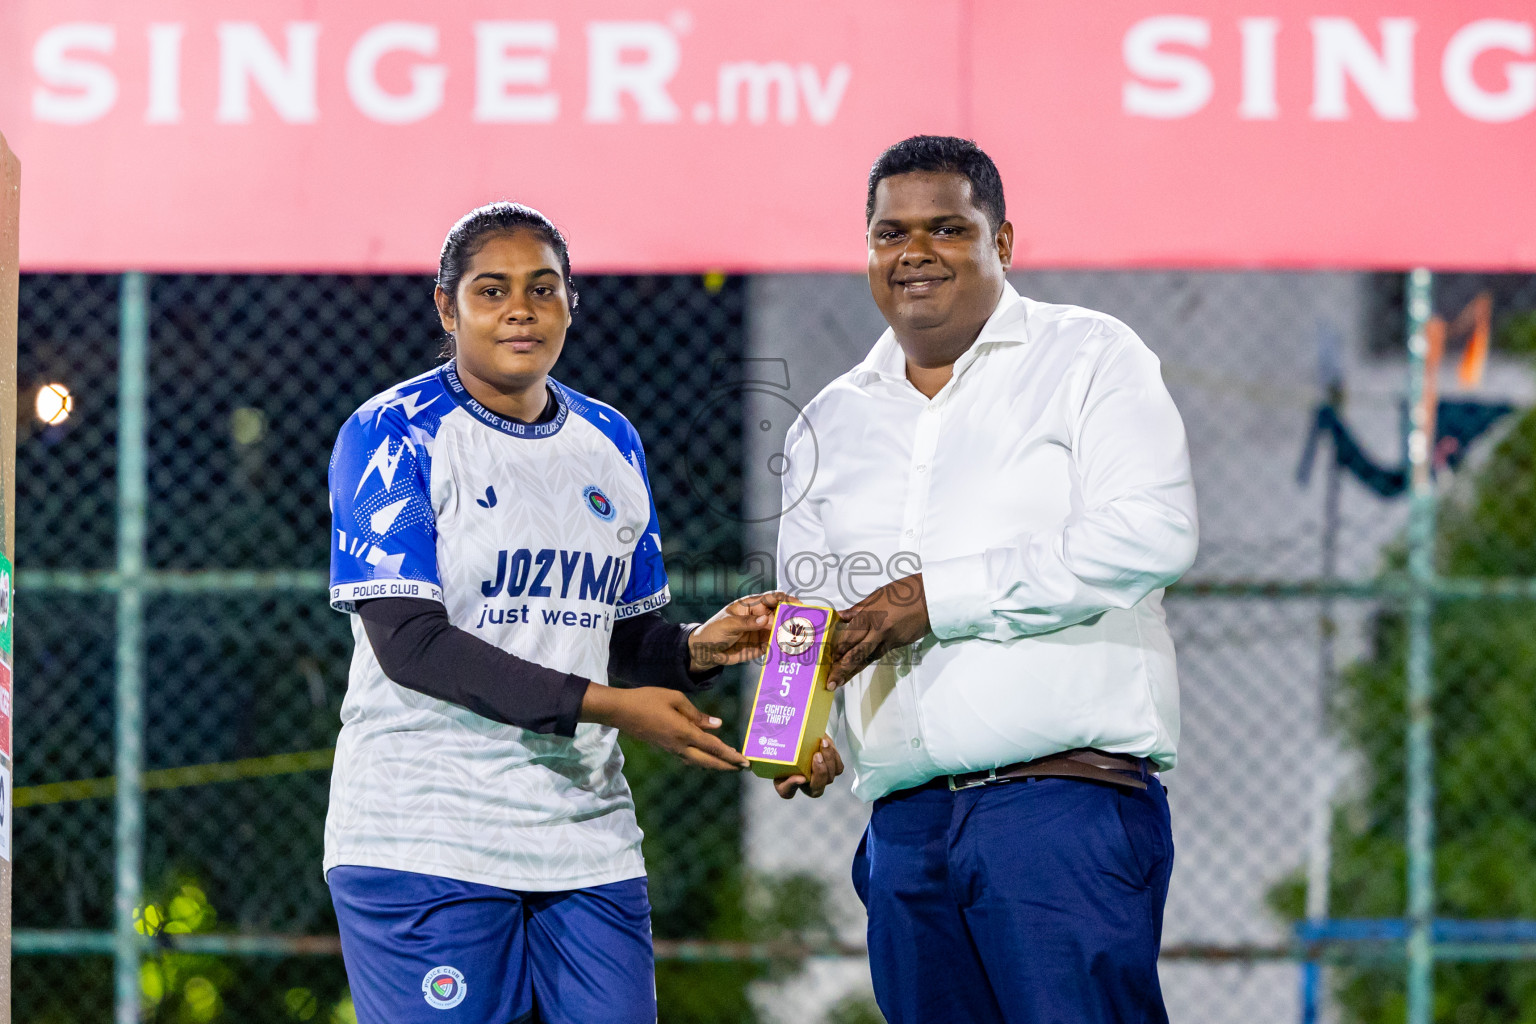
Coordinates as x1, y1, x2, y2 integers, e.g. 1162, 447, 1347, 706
921, 552, 992, 640
553, 673, 591, 738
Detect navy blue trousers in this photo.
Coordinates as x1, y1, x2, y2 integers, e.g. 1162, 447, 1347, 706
853, 775, 1173, 1024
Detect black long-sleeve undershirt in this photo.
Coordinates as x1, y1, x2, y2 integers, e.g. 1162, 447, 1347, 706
355, 597, 722, 738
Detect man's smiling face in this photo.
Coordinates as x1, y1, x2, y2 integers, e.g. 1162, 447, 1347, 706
866, 171, 1012, 364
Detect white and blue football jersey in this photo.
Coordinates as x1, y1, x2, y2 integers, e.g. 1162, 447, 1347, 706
324, 361, 670, 891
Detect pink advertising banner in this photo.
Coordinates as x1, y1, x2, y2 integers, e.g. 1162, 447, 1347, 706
1, 1, 1534, 272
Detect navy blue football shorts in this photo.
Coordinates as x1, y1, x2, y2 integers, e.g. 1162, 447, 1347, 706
328, 865, 656, 1024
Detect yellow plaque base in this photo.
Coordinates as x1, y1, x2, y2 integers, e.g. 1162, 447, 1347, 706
744, 600, 839, 780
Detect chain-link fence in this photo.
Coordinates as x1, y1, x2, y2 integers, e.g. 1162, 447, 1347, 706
10, 269, 1536, 1024
12, 271, 755, 1023
739, 269, 1536, 1024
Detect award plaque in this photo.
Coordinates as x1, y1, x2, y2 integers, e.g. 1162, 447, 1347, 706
743, 599, 839, 779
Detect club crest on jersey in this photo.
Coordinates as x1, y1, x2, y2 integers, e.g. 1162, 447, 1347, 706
421, 966, 466, 1009
583, 485, 616, 521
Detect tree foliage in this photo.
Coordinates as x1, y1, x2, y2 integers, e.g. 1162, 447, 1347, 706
1316, 405, 1536, 1021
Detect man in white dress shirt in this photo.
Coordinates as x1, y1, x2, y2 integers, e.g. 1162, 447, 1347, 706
773, 136, 1198, 1023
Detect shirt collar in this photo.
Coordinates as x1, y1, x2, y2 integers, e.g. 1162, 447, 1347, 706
851, 281, 1030, 387
439, 360, 569, 439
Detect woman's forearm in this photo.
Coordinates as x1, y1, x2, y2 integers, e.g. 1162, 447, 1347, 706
357, 597, 589, 736
607, 611, 722, 691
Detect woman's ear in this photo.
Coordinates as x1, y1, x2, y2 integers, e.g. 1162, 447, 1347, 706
434, 284, 457, 333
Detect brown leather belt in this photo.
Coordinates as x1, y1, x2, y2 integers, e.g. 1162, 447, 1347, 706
941, 748, 1153, 792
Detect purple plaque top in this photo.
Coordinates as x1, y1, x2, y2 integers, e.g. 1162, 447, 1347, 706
745, 603, 832, 764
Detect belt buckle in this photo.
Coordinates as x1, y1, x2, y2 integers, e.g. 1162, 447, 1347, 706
948, 767, 998, 792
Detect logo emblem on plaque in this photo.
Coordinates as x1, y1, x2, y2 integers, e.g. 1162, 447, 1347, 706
776, 615, 816, 656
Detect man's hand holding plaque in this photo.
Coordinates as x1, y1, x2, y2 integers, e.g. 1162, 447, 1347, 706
773, 735, 845, 800
827, 573, 931, 688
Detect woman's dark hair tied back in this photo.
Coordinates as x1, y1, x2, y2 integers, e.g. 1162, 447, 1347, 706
437, 202, 579, 315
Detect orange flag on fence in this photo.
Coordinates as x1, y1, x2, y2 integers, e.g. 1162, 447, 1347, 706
1454, 291, 1493, 388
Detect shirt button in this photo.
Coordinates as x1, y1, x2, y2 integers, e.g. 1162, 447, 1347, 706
910, 738, 922, 749
915, 464, 927, 473
904, 529, 915, 538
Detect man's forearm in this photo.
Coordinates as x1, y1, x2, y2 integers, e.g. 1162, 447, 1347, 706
923, 496, 1197, 641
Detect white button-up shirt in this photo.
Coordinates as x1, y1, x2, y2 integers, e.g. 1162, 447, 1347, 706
776, 283, 1198, 801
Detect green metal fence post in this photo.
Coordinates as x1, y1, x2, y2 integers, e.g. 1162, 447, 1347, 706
1404, 267, 1437, 1024
114, 271, 149, 1024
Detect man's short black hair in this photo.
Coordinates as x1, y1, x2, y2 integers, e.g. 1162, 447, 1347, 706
866, 136, 1006, 231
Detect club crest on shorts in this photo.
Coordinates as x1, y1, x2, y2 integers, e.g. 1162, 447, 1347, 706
582, 485, 616, 521
421, 966, 466, 1009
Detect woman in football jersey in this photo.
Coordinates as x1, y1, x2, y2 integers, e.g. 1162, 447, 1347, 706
324, 202, 840, 1024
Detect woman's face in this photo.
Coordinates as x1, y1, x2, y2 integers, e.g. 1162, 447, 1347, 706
435, 230, 571, 393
